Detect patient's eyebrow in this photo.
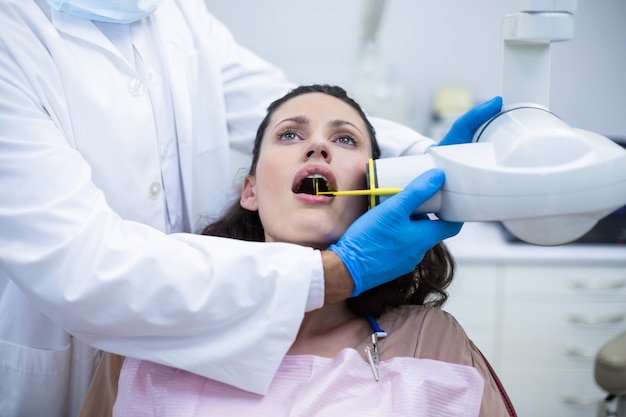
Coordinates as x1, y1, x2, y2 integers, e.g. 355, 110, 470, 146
276, 115, 309, 127
330, 119, 365, 136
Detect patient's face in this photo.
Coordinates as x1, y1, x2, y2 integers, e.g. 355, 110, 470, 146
240, 92, 373, 249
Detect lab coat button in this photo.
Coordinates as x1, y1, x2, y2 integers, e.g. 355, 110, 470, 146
149, 182, 162, 199
128, 78, 144, 96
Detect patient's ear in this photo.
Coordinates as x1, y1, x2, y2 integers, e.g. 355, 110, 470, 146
240, 175, 259, 211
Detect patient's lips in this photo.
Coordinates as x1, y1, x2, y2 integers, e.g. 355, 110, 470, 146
292, 166, 336, 203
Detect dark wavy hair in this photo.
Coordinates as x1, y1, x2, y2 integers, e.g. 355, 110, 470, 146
200, 84, 454, 317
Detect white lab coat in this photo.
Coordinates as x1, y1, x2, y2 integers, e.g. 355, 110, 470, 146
0, 1, 433, 416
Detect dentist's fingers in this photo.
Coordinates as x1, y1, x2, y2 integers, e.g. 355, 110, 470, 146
437, 96, 502, 146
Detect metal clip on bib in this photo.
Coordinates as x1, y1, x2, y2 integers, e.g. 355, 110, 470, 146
364, 313, 387, 382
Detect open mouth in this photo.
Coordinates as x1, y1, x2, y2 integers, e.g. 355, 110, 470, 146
293, 174, 335, 195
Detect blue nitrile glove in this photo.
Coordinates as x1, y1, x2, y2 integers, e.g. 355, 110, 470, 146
436, 96, 502, 147
328, 169, 461, 297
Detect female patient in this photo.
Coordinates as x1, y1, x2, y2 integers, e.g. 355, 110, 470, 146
81, 85, 516, 417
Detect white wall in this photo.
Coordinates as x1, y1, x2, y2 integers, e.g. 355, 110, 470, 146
205, 0, 626, 140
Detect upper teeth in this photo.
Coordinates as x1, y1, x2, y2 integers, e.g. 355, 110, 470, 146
308, 174, 330, 188
307, 174, 328, 180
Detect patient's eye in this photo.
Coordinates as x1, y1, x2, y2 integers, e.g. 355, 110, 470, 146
335, 134, 358, 147
333, 133, 359, 148
277, 128, 301, 142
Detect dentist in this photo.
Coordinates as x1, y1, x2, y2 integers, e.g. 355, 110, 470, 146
0, 0, 501, 416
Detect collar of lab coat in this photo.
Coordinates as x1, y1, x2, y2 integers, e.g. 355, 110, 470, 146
49, 9, 130, 66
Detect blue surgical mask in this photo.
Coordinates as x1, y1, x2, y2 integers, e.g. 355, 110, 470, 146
47, 0, 164, 24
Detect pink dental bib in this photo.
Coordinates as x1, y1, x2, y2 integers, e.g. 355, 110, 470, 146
113, 348, 484, 417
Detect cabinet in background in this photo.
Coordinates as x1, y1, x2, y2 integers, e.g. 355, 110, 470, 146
444, 224, 626, 417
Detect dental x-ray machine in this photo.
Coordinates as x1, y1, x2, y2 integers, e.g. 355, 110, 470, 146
361, 0, 626, 246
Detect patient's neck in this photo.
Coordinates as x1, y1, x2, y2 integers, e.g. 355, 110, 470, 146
287, 302, 370, 357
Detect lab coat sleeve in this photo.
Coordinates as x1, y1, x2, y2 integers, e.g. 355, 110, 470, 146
195, 9, 294, 156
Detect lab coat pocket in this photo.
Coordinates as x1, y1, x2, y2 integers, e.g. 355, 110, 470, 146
0, 339, 71, 417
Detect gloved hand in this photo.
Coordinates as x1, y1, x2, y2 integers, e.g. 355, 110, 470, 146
436, 96, 502, 147
328, 169, 461, 297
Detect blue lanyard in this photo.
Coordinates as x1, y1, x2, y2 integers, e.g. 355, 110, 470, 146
364, 313, 387, 337
364, 313, 387, 381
